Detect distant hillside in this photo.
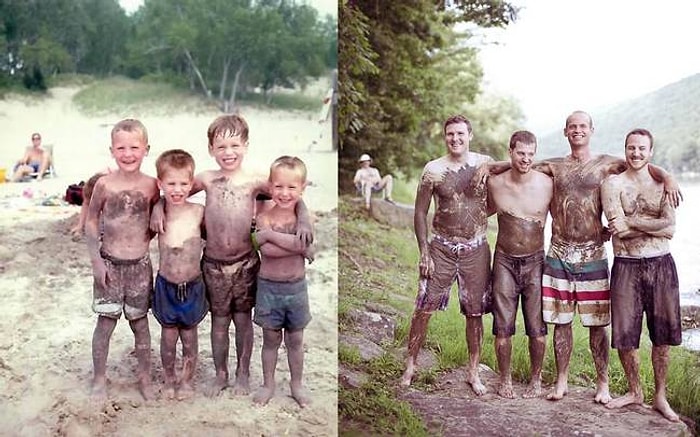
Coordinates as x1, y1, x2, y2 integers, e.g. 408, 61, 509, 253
537, 73, 700, 174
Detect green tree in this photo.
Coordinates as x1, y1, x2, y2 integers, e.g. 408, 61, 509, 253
338, 0, 521, 191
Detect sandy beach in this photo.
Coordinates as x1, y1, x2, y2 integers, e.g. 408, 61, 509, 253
0, 86, 338, 436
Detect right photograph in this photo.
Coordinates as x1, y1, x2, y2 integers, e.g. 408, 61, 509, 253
337, 1, 700, 435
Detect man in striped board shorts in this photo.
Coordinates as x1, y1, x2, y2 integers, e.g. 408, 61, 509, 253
535, 111, 681, 403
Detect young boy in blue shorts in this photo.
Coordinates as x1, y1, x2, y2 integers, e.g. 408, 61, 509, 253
85, 119, 160, 401
252, 156, 315, 407
152, 149, 208, 400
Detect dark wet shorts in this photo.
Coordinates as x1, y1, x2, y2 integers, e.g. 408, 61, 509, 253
491, 250, 547, 338
92, 250, 152, 320
610, 254, 682, 349
152, 273, 209, 329
202, 251, 260, 316
415, 234, 491, 316
253, 277, 312, 331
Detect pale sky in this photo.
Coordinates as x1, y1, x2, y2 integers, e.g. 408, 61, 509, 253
478, 0, 700, 132
119, 0, 336, 18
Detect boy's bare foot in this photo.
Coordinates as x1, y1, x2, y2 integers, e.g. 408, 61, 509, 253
205, 375, 228, 398
653, 396, 680, 422
290, 382, 311, 408
605, 391, 643, 410
162, 382, 176, 400
231, 375, 250, 396
522, 380, 543, 399
497, 381, 514, 399
594, 381, 611, 404
546, 380, 568, 401
253, 385, 275, 405
400, 363, 415, 387
90, 378, 108, 402
176, 382, 195, 401
138, 379, 154, 401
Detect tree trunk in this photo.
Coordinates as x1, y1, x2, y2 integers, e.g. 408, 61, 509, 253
227, 64, 245, 113
183, 48, 209, 98
218, 57, 231, 102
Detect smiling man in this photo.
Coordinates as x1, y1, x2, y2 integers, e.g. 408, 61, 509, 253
601, 128, 681, 422
400, 115, 494, 395
486, 131, 552, 399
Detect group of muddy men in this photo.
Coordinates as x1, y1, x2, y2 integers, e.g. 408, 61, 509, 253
399, 111, 683, 422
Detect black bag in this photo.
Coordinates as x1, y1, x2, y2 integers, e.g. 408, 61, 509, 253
65, 181, 85, 206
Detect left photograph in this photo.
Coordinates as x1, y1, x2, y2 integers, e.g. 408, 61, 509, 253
0, 0, 338, 435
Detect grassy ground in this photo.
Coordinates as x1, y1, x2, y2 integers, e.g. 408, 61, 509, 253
338, 192, 700, 435
2, 74, 325, 115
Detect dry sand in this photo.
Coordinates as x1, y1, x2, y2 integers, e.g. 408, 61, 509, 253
0, 86, 338, 436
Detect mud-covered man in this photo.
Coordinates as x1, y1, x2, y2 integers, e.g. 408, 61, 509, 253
487, 130, 552, 399
400, 115, 493, 395
601, 128, 681, 422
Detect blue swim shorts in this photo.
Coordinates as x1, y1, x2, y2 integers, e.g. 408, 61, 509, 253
253, 277, 311, 331
152, 273, 209, 328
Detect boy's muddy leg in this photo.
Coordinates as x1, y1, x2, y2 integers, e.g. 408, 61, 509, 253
206, 314, 231, 397
91, 315, 118, 400
286, 329, 309, 407
231, 311, 254, 395
129, 316, 153, 401
253, 328, 282, 405
160, 326, 179, 399
178, 326, 198, 400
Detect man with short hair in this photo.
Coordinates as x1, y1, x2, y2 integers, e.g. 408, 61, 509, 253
487, 130, 552, 399
11, 132, 51, 182
601, 128, 681, 422
400, 115, 493, 395
353, 153, 394, 209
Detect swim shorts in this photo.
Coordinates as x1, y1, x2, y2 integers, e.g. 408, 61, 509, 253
152, 273, 209, 328
610, 254, 682, 349
491, 250, 547, 338
542, 240, 610, 327
29, 161, 41, 172
92, 250, 152, 320
253, 277, 312, 331
415, 233, 491, 316
202, 251, 260, 316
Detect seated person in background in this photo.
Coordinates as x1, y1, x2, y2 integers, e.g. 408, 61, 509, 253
353, 153, 394, 209
11, 133, 51, 182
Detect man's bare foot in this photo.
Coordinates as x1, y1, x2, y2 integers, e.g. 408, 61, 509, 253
400, 364, 415, 387
90, 378, 108, 402
497, 381, 515, 399
653, 396, 680, 422
290, 382, 311, 408
546, 380, 568, 401
594, 382, 611, 404
231, 375, 250, 396
162, 382, 176, 400
138, 379, 154, 401
176, 381, 195, 401
205, 375, 228, 398
522, 380, 543, 399
605, 392, 643, 410
467, 373, 487, 396
253, 385, 275, 405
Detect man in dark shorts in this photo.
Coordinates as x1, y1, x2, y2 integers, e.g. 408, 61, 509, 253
601, 128, 681, 422
487, 131, 552, 398
400, 115, 494, 395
